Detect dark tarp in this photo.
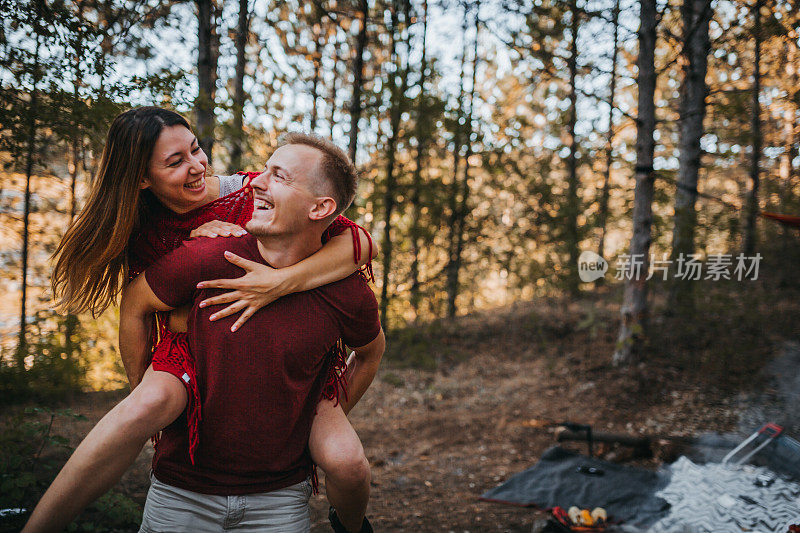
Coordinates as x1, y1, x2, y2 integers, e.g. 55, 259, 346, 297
479, 446, 670, 526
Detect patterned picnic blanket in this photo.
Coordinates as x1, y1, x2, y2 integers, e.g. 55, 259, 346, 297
648, 457, 800, 532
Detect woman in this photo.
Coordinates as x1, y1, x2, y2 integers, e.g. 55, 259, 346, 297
25, 107, 375, 532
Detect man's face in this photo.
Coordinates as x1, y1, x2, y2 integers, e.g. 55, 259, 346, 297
246, 144, 325, 237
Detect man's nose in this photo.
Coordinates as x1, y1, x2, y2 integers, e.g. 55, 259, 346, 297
251, 170, 271, 189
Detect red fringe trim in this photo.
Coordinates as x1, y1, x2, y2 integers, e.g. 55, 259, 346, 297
148, 314, 166, 449
150, 322, 203, 465
350, 225, 375, 283
320, 339, 349, 407
310, 465, 320, 494
313, 339, 353, 496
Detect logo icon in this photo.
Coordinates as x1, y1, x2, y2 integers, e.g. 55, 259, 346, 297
578, 251, 608, 282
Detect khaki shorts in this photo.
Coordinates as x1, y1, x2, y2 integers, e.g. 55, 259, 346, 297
139, 474, 312, 532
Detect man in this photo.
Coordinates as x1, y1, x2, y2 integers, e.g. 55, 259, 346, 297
23, 134, 383, 533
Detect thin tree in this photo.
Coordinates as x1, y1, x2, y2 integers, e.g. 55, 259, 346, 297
778, 38, 797, 275
230, 0, 250, 171
564, 0, 582, 295
348, 0, 369, 163
196, 0, 220, 161
669, 0, 712, 311
409, 0, 429, 319
743, 0, 762, 256
329, 34, 340, 138
612, 0, 658, 366
379, 0, 411, 328
446, 8, 480, 318
309, 19, 322, 132
17, 0, 44, 363
597, 0, 620, 261
444, 13, 469, 318
65, 0, 87, 361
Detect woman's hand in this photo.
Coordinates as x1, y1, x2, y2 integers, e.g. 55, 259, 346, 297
196, 251, 291, 332
189, 221, 247, 239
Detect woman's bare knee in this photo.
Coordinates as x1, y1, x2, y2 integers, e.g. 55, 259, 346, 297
318, 436, 370, 488
115, 371, 186, 433
310, 399, 370, 487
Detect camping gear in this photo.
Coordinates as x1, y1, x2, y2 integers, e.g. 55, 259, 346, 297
758, 432, 800, 481
557, 427, 651, 458
722, 422, 783, 466
479, 446, 670, 527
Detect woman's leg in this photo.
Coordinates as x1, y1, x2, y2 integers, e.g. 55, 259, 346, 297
23, 367, 187, 533
309, 399, 371, 533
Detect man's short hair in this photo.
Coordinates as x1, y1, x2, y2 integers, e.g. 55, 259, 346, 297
278, 132, 357, 217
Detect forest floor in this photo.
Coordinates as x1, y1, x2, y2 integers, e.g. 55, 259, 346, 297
7, 277, 800, 532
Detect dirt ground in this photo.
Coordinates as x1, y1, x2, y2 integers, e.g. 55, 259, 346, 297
36, 294, 779, 532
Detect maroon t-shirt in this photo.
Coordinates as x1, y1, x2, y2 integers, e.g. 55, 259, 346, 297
144, 234, 380, 495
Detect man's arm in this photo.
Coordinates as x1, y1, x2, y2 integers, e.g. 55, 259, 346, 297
119, 273, 175, 389
339, 328, 385, 415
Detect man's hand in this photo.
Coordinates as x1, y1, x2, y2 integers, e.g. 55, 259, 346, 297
340, 329, 385, 415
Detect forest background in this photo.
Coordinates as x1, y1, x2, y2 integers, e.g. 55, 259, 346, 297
0, 0, 799, 529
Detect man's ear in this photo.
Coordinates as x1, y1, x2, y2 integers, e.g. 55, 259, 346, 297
309, 197, 337, 221
139, 177, 151, 190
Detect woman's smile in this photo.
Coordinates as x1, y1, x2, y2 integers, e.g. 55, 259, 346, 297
184, 176, 206, 192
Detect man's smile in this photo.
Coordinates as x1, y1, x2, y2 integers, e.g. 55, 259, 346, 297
254, 198, 274, 210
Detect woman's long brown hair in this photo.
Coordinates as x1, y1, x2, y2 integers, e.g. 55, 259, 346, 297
51, 107, 192, 316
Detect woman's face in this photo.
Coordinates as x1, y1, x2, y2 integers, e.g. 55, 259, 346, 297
142, 125, 210, 213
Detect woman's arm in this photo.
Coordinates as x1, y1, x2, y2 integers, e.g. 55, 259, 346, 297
196, 227, 377, 332
340, 329, 385, 415
119, 274, 175, 388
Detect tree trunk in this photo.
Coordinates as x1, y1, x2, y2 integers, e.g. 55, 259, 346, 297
312, 23, 323, 132
329, 41, 340, 138
564, 0, 581, 295
778, 41, 797, 283
230, 0, 249, 171
445, 14, 469, 318
669, 0, 712, 312
597, 0, 620, 262
65, 5, 85, 362
446, 11, 479, 319
66, 135, 80, 358
347, 0, 369, 164
612, 0, 658, 366
409, 0, 429, 320
743, 0, 761, 256
379, 0, 410, 329
196, 0, 219, 162
18, 3, 42, 363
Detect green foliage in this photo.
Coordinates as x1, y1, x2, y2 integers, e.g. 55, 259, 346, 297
1, 312, 86, 405
381, 371, 405, 387
0, 407, 141, 533
384, 322, 446, 370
